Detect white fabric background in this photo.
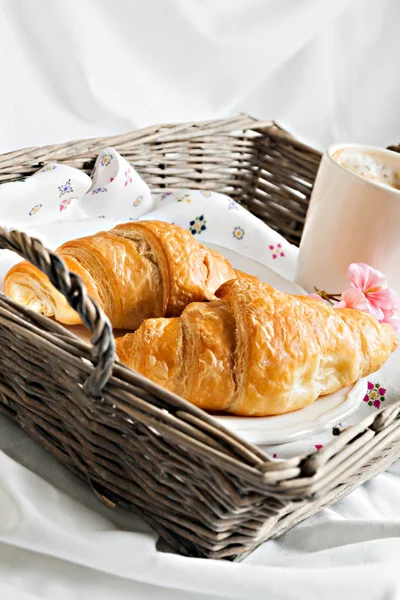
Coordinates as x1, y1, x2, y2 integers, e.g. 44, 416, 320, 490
1, 0, 400, 598
1, 0, 400, 153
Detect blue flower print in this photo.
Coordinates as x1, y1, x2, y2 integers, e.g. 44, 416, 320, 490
233, 226, 245, 240
58, 179, 73, 197
100, 153, 113, 167
189, 215, 207, 235
92, 186, 107, 195
160, 192, 173, 201
29, 204, 42, 216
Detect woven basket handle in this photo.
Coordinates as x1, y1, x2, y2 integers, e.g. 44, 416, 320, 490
0, 227, 115, 398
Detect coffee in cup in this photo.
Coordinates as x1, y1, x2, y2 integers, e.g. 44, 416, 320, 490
332, 147, 400, 190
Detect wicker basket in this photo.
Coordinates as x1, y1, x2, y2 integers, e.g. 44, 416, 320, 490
1, 115, 400, 562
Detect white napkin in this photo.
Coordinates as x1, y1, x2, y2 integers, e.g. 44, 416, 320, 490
78, 147, 154, 220
0, 163, 92, 228
1, 147, 154, 229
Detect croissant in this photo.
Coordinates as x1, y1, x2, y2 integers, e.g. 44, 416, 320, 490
116, 277, 398, 416
4, 220, 236, 329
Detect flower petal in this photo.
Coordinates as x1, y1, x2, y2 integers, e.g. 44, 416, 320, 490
381, 307, 400, 332
337, 287, 370, 311
307, 293, 324, 302
334, 300, 346, 308
366, 301, 384, 321
347, 262, 386, 291
367, 286, 400, 310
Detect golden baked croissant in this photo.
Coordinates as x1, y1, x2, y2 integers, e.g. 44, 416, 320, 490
4, 220, 236, 329
116, 277, 398, 416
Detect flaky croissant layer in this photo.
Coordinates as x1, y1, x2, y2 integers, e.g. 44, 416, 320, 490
4, 221, 236, 329
116, 278, 398, 416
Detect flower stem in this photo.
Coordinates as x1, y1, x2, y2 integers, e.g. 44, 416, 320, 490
314, 287, 342, 305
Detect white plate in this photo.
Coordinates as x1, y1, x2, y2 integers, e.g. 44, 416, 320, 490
0, 218, 365, 445
215, 381, 366, 445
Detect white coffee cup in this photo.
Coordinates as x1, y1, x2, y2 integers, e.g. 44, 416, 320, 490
296, 144, 400, 295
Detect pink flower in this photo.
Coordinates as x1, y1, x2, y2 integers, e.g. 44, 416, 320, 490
379, 387, 387, 396
363, 394, 369, 402
335, 263, 400, 327
367, 381, 374, 390
381, 307, 400, 331
373, 399, 381, 409
335, 287, 370, 311
315, 444, 323, 451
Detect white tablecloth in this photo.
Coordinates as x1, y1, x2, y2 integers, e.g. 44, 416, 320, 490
2, 428, 400, 600
2, 0, 400, 598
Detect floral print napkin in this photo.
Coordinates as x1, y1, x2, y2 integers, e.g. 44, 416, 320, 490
1, 148, 154, 230
1, 163, 91, 229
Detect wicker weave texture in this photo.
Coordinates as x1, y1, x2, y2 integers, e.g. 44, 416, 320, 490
0, 115, 321, 245
0, 116, 399, 561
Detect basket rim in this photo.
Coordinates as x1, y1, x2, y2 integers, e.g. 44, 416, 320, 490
0, 113, 321, 169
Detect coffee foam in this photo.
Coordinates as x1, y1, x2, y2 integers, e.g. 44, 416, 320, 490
333, 147, 400, 190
